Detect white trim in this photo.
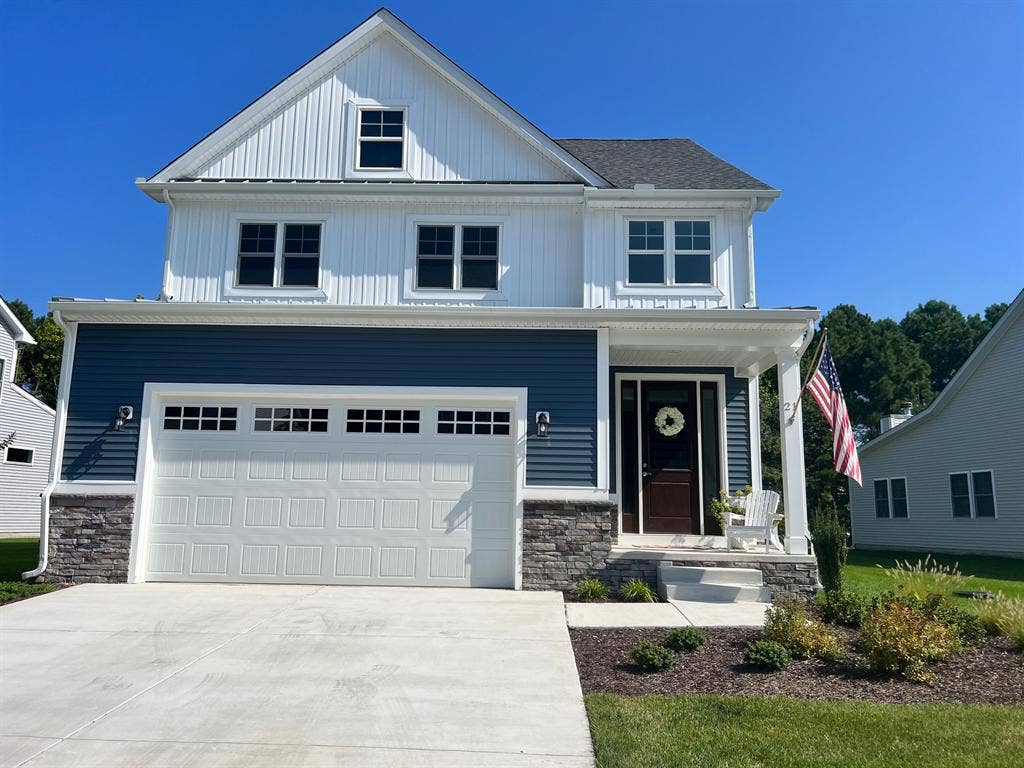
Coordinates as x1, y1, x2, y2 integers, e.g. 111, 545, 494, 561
613, 372, 728, 539
521, 486, 610, 502
402, 214, 509, 301
147, 10, 606, 186
8, 382, 56, 416
0, 298, 36, 345
747, 376, 762, 492
948, 469, 998, 520
128, 383, 530, 588
53, 480, 138, 496
596, 328, 610, 492
861, 290, 1023, 455
22, 319, 76, 579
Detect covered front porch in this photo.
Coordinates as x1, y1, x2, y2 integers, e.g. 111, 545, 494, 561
599, 309, 819, 559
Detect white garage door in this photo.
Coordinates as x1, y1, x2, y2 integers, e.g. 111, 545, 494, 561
140, 395, 517, 587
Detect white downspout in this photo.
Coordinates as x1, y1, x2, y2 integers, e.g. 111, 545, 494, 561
23, 315, 76, 580
744, 197, 757, 307
160, 190, 175, 300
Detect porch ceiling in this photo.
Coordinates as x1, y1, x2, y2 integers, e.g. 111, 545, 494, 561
610, 346, 775, 375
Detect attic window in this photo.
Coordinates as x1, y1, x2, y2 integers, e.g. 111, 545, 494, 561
357, 109, 405, 170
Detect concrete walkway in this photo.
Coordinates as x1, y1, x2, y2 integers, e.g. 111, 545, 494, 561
1, 584, 594, 768
566, 599, 768, 628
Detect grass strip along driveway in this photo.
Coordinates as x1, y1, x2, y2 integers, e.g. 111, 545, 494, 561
586, 693, 1024, 768
0, 537, 55, 605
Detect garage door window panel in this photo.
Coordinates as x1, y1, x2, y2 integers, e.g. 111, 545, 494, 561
437, 409, 511, 436
254, 407, 329, 433
164, 406, 237, 432
347, 408, 420, 434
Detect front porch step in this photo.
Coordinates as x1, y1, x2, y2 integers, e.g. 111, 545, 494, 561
657, 564, 771, 604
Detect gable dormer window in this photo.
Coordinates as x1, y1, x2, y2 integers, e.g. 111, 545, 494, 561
626, 219, 714, 287
356, 108, 405, 170
236, 222, 321, 288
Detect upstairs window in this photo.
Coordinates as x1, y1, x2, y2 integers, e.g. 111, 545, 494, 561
415, 224, 500, 291
627, 219, 714, 286
236, 223, 321, 288
357, 109, 405, 170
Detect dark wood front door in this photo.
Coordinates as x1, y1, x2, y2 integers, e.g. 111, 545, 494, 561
641, 381, 701, 534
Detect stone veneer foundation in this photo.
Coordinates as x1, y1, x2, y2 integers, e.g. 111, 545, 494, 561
42, 495, 135, 583
522, 499, 818, 599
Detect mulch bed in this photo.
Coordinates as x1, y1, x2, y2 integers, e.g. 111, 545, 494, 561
571, 627, 1024, 705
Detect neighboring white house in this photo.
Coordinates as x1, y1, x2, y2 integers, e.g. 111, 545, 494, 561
849, 289, 1023, 557
0, 298, 55, 535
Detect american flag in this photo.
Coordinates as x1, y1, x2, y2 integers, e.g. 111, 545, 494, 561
806, 338, 862, 486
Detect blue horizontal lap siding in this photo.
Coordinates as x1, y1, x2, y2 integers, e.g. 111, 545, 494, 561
63, 325, 597, 486
609, 367, 752, 493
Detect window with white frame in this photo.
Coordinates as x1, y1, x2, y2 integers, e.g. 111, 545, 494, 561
627, 219, 713, 286
254, 407, 329, 433
437, 409, 511, 435
950, 470, 996, 518
5, 446, 34, 464
346, 408, 420, 434
873, 477, 909, 518
357, 108, 405, 170
163, 406, 238, 432
415, 224, 499, 291
236, 223, 322, 288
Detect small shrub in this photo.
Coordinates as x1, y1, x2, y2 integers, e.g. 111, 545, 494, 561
619, 579, 656, 603
817, 589, 868, 627
860, 600, 958, 682
923, 595, 985, 648
743, 639, 791, 671
663, 627, 706, 653
630, 638, 675, 672
880, 555, 971, 602
810, 495, 847, 592
572, 579, 609, 602
764, 598, 844, 660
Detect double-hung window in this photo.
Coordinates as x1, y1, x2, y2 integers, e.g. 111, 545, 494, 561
950, 470, 996, 518
415, 224, 499, 291
357, 108, 405, 170
873, 478, 909, 518
236, 223, 322, 288
627, 219, 714, 286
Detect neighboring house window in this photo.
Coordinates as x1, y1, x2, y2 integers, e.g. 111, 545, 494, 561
5, 447, 33, 464
873, 479, 890, 518
873, 478, 909, 518
357, 108, 405, 170
627, 219, 714, 286
415, 224, 500, 291
236, 223, 322, 288
949, 470, 996, 518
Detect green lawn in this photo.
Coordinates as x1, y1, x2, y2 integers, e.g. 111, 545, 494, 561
844, 549, 1024, 601
0, 537, 55, 604
586, 693, 1024, 768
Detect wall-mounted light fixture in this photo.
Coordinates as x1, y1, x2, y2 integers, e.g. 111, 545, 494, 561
114, 405, 134, 432
535, 411, 550, 438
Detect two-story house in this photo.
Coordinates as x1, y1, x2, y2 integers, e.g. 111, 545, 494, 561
26, 9, 819, 595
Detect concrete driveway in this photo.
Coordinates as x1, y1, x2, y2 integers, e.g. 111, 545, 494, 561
0, 584, 594, 767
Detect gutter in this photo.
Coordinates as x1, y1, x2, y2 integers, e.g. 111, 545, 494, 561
23, 312, 76, 581
745, 197, 757, 307
159, 191, 176, 299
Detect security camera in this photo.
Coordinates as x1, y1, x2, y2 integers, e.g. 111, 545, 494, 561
114, 405, 134, 431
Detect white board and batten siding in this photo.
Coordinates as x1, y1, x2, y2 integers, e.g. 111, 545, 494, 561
192, 32, 571, 183
849, 307, 1024, 557
0, 339, 55, 535
165, 200, 583, 307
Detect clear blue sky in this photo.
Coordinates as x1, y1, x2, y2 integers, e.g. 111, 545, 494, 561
1, 0, 1021, 319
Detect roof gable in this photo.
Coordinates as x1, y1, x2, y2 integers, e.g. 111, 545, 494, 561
149, 9, 606, 186
860, 289, 1024, 454
0, 298, 36, 346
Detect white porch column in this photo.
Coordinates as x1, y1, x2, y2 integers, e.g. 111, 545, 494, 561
776, 348, 810, 554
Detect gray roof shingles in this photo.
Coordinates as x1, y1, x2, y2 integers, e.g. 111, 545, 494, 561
556, 138, 775, 191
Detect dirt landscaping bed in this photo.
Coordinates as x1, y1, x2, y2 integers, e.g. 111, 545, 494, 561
571, 627, 1024, 705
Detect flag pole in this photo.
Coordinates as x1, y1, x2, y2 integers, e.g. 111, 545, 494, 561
787, 327, 827, 424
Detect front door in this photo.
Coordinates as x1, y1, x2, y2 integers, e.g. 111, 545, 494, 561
641, 381, 701, 534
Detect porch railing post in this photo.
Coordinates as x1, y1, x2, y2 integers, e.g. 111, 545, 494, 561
776, 348, 810, 555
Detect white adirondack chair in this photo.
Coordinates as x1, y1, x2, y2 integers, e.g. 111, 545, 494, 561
724, 490, 784, 553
